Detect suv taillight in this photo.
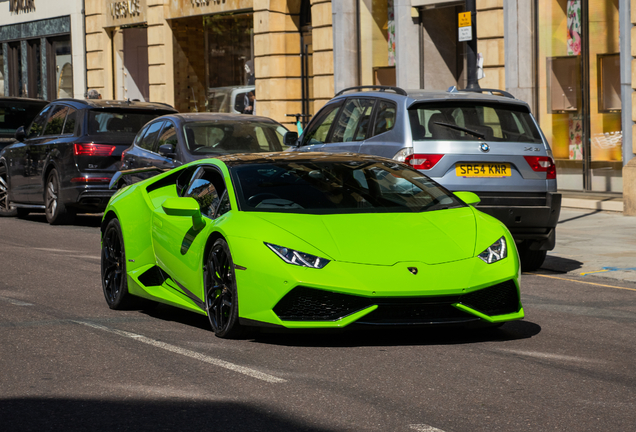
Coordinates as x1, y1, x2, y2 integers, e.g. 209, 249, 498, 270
524, 156, 556, 179
405, 154, 444, 170
74, 143, 116, 157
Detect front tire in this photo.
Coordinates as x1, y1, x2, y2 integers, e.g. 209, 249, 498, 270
519, 244, 547, 272
204, 238, 243, 338
101, 218, 134, 309
0, 165, 17, 217
45, 169, 75, 225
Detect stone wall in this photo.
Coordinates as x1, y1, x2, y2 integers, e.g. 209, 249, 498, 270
477, 0, 505, 89
311, 0, 334, 114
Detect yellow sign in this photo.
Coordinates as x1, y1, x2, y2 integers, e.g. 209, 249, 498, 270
458, 12, 471, 28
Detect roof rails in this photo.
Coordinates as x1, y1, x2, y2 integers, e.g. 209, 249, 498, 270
448, 86, 515, 99
335, 85, 407, 97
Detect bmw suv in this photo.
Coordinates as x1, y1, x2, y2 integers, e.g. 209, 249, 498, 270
0, 99, 177, 224
292, 86, 561, 271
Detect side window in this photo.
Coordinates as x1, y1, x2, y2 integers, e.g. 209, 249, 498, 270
331, 98, 375, 143
372, 100, 397, 137
139, 121, 164, 151
62, 107, 77, 135
43, 105, 69, 136
27, 105, 53, 138
301, 102, 342, 146
217, 191, 231, 217
183, 166, 227, 219
156, 122, 177, 152
134, 124, 151, 147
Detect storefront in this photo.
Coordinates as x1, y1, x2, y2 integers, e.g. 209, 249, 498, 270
537, 0, 623, 192
0, 0, 86, 100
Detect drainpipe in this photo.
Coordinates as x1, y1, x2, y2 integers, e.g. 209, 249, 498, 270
620, 0, 633, 164
465, 0, 480, 89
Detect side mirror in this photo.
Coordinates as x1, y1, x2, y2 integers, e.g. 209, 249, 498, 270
162, 197, 205, 231
15, 126, 26, 142
158, 143, 176, 158
454, 191, 481, 205
283, 131, 298, 147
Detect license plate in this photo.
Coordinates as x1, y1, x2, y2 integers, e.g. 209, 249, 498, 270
455, 163, 511, 177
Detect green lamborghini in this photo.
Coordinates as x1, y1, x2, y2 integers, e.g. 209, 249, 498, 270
101, 153, 523, 338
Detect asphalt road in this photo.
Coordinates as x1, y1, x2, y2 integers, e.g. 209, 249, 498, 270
1, 214, 635, 432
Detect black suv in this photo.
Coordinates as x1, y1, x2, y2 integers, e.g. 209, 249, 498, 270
0, 99, 177, 224
0, 97, 49, 151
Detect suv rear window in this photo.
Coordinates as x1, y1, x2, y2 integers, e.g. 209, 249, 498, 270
409, 102, 543, 144
88, 110, 162, 136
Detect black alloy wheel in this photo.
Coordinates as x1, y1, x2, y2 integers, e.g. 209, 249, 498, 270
101, 218, 134, 309
45, 169, 74, 225
205, 238, 243, 338
0, 165, 17, 217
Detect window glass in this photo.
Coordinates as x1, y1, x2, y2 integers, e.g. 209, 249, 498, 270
134, 124, 151, 146
88, 110, 161, 136
217, 191, 231, 217
184, 167, 227, 219
62, 107, 77, 135
301, 103, 342, 146
358, 0, 396, 86
409, 102, 543, 143
157, 122, 178, 151
139, 122, 164, 151
372, 100, 397, 136
183, 121, 283, 155
0, 45, 4, 97
27, 105, 52, 138
0, 100, 47, 135
232, 160, 464, 214
53, 38, 73, 99
331, 98, 375, 143
43, 106, 69, 136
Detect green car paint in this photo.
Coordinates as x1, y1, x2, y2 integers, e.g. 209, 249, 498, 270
101, 153, 523, 336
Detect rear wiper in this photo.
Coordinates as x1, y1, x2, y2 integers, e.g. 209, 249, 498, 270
434, 122, 485, 140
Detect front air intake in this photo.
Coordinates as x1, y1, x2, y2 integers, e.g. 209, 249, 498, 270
459, 280, 520, 316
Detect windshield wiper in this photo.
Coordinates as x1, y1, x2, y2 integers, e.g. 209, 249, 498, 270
434, 122, 485, 140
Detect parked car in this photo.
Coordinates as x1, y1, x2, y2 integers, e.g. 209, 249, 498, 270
0, 99, 177, 223
0, 97, 49, 151
114, 113, 290, 187
290, 86, 561, 271
101, 152, 523, 338
207, 86, 255, 114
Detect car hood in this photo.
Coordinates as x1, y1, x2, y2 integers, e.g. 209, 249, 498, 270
253, 207, 477, 265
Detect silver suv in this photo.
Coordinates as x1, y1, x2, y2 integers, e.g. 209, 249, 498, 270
292, 86, 561, 271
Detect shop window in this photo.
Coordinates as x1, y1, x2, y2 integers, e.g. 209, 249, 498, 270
8, 42, 23, 97
547, 56, 580, 113
50, 37, 73, 99
359, 0, 396, 86
205, 14, 254, 90
27, 39, 42, 99
597, 53, 621, 113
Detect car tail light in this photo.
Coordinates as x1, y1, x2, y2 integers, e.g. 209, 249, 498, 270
70, 177, 111, 183
524, 156, 556, 179
74, 143, 116, 157
404, 154, 444, 170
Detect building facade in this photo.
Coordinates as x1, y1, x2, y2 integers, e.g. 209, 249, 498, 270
0, 0, 87, 100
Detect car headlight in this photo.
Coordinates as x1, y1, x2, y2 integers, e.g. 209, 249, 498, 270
266, 243, 330, 269
478, 237, 507, 264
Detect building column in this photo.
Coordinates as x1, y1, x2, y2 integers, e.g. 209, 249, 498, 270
504, 0, 534, 108
2, 43, 9, 97
477, 0, 505, 89
148, 0, 173, 105
394, 0, 420, 89
624, 0, 636, 214
20, 40, 28, 96
85, 0, 108, 98
40, 37, 47, 99
332, 0, 357, 93
311, 0, 334, 112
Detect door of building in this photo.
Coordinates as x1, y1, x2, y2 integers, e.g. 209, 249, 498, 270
123, 27, 149, 102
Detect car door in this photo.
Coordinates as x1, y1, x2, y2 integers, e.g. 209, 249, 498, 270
357, 98, 401, 159
152, 165, 230, 304
321, 97, 376, 154
296, 101, 343, 152
152, 121, 180, 170
7, 105, 53, 202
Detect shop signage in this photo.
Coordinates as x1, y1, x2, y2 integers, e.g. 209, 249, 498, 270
9, 0, 36, 14
167, 0, 251, 19
104, 0, 147, 28
458, 12, 472, 42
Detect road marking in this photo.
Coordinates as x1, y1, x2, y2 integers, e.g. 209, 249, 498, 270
525, 273, 636, 292
68, 255, 101, 260
0, 296, 34, 306
494, 349, 603, 364
581, 266, 636, 277
34, 248, 80, 253
409, 425, 447, 432
73, 320, 286, 384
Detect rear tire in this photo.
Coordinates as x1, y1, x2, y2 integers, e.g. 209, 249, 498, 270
101, 218, 135, 309
0, 165, 17, 217
45, 169, 75, 225
519, 245, 547, 272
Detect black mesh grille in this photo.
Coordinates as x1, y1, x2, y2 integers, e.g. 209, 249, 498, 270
358, 303, 475, 325
138, 266, 169, 287
459, 280, 520, 316
476, 192, 547, 207
273, 287, 370, 321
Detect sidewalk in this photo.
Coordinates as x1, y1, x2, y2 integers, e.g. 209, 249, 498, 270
539, 207, 636, 283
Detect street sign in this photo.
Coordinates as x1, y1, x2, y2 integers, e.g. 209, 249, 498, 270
458, 12, 472, 42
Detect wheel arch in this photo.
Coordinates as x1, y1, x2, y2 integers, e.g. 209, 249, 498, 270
42, 161, 61, 194
203, 231, 227, 267
101, 210, 119, 237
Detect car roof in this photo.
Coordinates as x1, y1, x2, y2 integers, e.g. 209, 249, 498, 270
0, 97, 49, 104
53, 98, 178, 112
205, 151, 393, 168
159, 112, 284, 124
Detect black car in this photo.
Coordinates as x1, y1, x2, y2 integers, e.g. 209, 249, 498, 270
0, 99, 177, 223
0, 98, 49, 151
115, 113, 290, 186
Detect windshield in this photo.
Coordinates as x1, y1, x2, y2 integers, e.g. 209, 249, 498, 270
232, 160, 464, 214
0, 101, 47, 136
409, 102, 543, 144
88, 110, 161, 136
183, 121, 284, 155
